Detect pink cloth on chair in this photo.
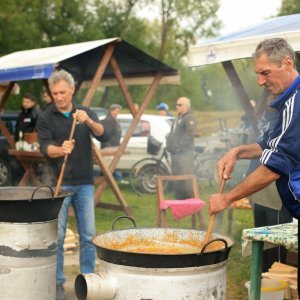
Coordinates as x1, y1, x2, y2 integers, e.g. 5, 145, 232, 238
160, 198, 206, 220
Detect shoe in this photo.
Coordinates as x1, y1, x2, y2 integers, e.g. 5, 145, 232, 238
56, 284, 66, 300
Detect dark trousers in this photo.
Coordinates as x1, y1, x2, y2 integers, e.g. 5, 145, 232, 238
171, 151, 194, 199
254, 203, 292, 272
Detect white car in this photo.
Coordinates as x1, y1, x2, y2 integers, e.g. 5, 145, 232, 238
93, 114, 174, 172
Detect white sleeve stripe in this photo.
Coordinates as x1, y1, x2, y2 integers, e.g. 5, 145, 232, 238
261, 93, 295, 165
261, 148, 273, 164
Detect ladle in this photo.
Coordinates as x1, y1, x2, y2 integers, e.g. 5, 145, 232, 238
54, 113, 77, 197
201, 179, 225, 249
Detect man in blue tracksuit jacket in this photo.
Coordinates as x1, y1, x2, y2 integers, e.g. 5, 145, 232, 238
210, 38, 300, 219
209, 38, 300, 297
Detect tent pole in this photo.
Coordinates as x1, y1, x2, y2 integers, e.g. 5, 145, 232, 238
110, 55, 137, 117
94, 72, 163, 204
222, 61, 258, 134
82, 43, 116, 107
0, 82, 15, 112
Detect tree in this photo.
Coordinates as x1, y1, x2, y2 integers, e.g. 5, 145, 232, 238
278, 0, 300, 15
148, 0, 221, 63
0, 0, 222, 111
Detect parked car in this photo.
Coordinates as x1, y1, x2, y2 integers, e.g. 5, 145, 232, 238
93, 114, 174, 173
0, 112, 24, 186
91, 107, 107, 119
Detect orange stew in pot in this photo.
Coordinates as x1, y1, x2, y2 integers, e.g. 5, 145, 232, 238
106, 233, 225, 254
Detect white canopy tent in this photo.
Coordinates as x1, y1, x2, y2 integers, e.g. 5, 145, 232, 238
189, 14, 300, 67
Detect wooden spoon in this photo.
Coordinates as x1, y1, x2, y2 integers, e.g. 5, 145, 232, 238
201, 179, 226, 248
54, 114, 77, 197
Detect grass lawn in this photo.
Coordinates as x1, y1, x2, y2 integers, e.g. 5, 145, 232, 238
68, 181, 254, 299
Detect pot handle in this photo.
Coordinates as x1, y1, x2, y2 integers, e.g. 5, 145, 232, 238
31, 185, 54, 202
200, 238, 228, 254
112, 216, 137, 230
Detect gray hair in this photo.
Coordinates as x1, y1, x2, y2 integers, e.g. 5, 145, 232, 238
253, 38, 295, 66
48, 69, 75, 88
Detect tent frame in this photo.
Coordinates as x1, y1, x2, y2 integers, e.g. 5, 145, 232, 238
0, 39, 179, 218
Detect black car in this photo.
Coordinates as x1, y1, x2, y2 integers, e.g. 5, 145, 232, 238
0, 112, 24, 186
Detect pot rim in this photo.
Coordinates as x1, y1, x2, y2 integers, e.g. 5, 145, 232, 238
92, 227, 234, 268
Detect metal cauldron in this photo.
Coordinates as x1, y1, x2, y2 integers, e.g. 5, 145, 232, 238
75, 217, 234, 300
0, 185, 72, 222
0, 185, 72, 300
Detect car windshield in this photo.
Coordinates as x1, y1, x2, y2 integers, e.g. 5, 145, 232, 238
119, 119, 150, 137
91, 107, 107, 119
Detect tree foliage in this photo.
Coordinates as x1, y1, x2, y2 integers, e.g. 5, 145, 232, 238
278, 0, 300, 15
0, 0, 224, 110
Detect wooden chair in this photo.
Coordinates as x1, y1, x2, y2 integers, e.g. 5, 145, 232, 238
156, 175, 205, 229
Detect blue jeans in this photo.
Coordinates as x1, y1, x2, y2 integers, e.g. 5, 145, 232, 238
56, 184, 96, 285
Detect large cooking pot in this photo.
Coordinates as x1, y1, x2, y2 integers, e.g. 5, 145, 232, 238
0, 185, 73, 222
92, 216, 234, 268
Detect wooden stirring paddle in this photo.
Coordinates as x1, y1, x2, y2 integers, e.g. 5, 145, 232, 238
54, 114, 77, 197
201, 179, 226, 248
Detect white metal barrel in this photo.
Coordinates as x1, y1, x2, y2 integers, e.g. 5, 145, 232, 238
0, 220, 58, 300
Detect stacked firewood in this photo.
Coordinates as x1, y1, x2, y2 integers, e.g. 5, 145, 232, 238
262, 262, 298, 299
63, 228, 79, 255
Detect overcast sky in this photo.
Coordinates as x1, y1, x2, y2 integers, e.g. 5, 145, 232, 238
218, 0, 282, 34
137, 0, 283, 37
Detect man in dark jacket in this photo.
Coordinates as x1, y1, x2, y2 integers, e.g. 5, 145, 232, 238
100, 104, 123, 181
167, 97, 197, 199
101, 104, 122, 149
36, 69, 108, 300
15, 93, 39, 141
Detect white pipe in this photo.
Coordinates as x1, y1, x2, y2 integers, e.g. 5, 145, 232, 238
75, 272, 116, 300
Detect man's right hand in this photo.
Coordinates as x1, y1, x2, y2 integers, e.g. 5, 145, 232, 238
62, 139, 75, 155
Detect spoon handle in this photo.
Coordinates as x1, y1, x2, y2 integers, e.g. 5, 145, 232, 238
202, 179, 226, 247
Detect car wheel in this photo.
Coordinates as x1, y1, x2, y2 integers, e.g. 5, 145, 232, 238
0, 158, 11, 186
129, 158, 170, 195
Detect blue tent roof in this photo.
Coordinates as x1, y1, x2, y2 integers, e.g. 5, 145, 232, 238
216, 14, 300, 43
0, 64, 54, 82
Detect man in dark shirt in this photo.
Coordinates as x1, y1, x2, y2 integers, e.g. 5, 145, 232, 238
36, 69, 107, 300
15, 92, 39, 141
101, 104, 122, 149
101, 104, 123, 181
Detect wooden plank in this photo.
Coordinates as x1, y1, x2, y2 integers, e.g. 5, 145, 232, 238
0, 82, 15, 112
222, 61, 258, 135
94, 73, 163, 199
82, 43, 116, 107
92, 142, 133, 218
110, 55, 137, 117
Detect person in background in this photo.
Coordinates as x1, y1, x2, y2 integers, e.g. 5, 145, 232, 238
156, 102, 172, 116
42, 87, 53, 109
166, 97, 196, 199
209, 38, 300, 297
15, 92, 40, 141
36, 69, 108, 300
101, 104, 123, 181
